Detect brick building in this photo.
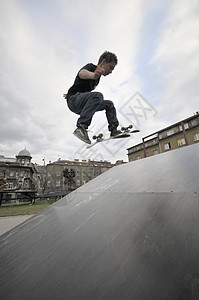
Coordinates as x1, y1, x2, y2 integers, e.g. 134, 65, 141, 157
0, 149, 38, 203
45, 159, 115, 193
127, 113, 199, 161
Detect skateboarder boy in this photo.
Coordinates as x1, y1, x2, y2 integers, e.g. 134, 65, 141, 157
63, 51, 121, 144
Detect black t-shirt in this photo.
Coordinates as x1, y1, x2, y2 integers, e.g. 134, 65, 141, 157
67, 63, 100, 99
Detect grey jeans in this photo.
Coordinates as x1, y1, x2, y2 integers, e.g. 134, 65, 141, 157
67, 91, 119, 131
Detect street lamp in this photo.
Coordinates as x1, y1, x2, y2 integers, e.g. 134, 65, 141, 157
63, 168, 75, 191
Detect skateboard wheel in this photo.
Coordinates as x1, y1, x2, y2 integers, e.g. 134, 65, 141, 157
129, 124, 133, 129
121, 127, 125, 131
99, 133, 103, 138
93, 135, 97, 140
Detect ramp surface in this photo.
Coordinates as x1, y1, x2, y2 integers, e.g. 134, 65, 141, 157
1, 144, 199, 299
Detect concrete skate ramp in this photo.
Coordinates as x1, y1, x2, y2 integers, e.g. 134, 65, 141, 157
0, 144, 199, 300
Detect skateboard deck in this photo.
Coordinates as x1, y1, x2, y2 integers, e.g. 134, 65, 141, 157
86, 125, 140, 149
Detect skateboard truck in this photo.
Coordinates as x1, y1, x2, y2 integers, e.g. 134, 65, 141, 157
121, 125, 133, 132
93, 133, 103, 142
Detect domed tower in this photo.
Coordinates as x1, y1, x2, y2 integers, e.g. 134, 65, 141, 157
16, 149, 32, 166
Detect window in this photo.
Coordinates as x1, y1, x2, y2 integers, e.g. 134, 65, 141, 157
9, 171, 14, 177
47, 180, 51, 187
191, 120, 197, 126
193, 133, 199, 141
179, 123, 189, 131
7, 182, 13, 189
76, 180, 81, 186
164, 143, 171, 150
25, 181, 29, 188
153, 150, 159, 155
167, 129, 174, 136
177, 138, 186, 146
56, 180, 60, 187
184, 123, 189, 129
135, 155, 141, 160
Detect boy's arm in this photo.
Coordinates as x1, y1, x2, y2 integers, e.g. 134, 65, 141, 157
79, 62, 105, 80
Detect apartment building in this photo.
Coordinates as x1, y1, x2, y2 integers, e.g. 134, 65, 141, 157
127, 113, 199, 161
45, 159, 115, 193
0, 149, 38, 203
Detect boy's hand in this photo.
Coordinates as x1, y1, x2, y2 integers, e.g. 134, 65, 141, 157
93, 65, 105, 79
93, 61, 105, 79
79, 60, 105, 80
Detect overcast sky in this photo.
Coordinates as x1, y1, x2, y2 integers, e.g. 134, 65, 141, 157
0, 0, 198, 164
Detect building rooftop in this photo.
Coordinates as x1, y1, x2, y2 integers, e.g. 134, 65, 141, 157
17, 149, 31, 157
0, 155, 16, 163
51, 159, 114, 167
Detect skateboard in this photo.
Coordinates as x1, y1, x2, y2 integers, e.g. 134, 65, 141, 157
86, 125, 140, 148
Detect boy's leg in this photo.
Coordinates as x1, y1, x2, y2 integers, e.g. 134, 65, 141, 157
67, 92, 103, 144
67, 92, 103, 129
97, 100, 119, 132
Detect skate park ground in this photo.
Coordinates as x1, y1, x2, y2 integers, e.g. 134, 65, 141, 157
0, 215, 33, 236
1, 143, 199, 300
